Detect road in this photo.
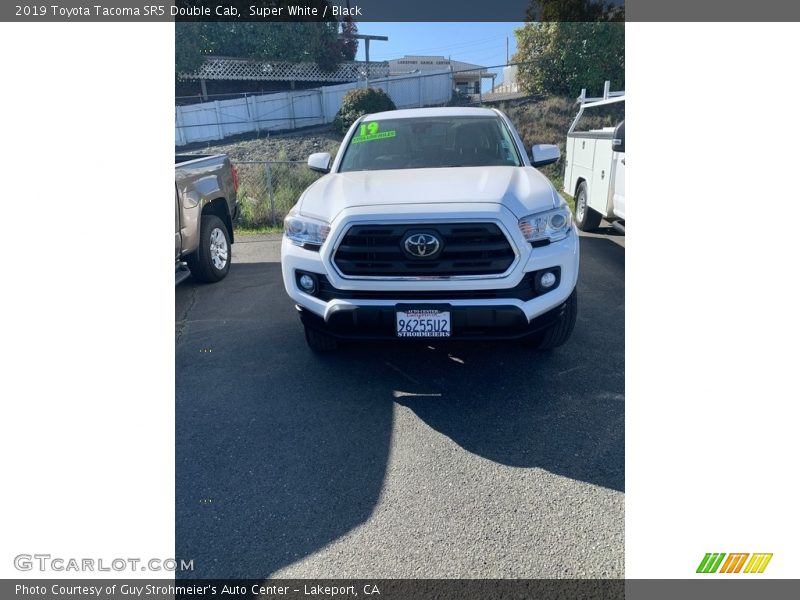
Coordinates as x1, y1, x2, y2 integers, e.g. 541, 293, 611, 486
175, 228, 625, 578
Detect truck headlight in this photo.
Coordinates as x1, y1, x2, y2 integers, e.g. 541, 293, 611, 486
284, 213, 330, 247
518, 207, 572, 243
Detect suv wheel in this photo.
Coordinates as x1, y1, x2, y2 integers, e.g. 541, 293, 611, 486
574, 182, 602, 232
188, 215, 231, 283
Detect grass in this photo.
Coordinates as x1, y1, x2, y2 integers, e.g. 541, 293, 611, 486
235, 150, 325, 229
234, 225, 284, 236
551, 174, 575, 214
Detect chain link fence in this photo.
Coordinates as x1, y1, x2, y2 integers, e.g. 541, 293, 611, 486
234, 161, 324, 228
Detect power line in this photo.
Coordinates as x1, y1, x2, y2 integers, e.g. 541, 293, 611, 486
367, 35, 510, 61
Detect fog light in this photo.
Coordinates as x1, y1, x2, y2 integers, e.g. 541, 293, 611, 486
539, 271, 557, 288
299, 273, 317, 293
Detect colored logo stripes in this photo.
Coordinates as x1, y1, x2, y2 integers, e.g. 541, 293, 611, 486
697, 553, 773, 573
697, 553, 725, 573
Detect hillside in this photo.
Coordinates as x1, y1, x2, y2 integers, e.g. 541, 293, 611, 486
500, 96, 578, 195
179, 126, 342, 163
179, 96, 578, 169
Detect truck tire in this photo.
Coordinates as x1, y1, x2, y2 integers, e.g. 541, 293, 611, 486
188, 215, 231, 283
574, 182, 602, 232
532, 288, 578, 351
304, 325, 338, 353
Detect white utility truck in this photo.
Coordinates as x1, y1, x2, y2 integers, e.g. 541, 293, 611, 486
563, 86, 625, 233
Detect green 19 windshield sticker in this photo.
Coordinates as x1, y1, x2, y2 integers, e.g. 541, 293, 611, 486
352, 122, 396, 144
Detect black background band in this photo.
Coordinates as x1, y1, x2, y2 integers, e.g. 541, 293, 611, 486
5, 1, 800, 22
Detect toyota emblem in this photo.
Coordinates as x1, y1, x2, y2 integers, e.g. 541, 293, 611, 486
403, 233, 442, 258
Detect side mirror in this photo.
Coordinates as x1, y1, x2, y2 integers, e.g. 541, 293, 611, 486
612, 120, 625, 153
308, 152, 331, 174
531, 144, 560, 168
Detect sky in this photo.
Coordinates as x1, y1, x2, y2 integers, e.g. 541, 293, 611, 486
353, 22, 524, 91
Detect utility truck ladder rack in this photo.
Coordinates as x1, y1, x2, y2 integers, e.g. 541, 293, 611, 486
568, 80, 625, 134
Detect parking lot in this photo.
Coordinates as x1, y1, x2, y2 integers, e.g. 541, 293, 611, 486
175, 229, 624, 578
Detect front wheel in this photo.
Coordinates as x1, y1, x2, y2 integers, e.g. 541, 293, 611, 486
188, 215, 231, 283
574, 182, 602, 232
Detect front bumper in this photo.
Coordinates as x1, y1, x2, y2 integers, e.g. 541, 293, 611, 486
297, 300, 568, 341
281, 214, 579, 338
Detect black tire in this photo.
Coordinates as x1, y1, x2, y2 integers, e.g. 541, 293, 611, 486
532, 288, 578, 351
574, 182, 602, 232
187, 215, 231, 283
304, 325, 338, 353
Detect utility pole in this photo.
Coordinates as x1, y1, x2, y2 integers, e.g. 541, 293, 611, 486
351, 34, 389, 87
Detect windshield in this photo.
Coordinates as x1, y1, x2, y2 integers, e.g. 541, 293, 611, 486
338, 115, 522, 172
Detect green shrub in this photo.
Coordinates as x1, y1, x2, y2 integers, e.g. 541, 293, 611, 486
332, 87, 396, 134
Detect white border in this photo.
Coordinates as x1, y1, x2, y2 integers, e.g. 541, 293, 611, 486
0, 23, 175, 579
626, 23, 800, 578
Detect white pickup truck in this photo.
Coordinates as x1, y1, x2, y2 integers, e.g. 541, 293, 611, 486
564, 94, 625, 232
280, 107, 579, 352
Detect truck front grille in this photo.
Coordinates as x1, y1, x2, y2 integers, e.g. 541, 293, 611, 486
333, 223, 516, 277
314, 271, 560, 302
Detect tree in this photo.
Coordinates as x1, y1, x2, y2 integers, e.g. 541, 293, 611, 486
525, 0, 623, 21
175, 2, 358, 74
513, 0, 624, 97
339, 16, 358, 61
513, 21, 624, 97
175, 22, 206, 73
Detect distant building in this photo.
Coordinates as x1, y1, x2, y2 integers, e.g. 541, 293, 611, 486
388, 55, 496, 95
493, 65, 520, 94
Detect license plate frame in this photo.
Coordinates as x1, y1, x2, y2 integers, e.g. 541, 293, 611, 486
395, 307, 451, 338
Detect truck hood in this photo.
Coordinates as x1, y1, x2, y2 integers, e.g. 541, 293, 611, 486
297, 166, 560, 222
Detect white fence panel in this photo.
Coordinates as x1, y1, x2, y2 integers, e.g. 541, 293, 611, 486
250, 92, 292, 132
385, 77, 422, 109
176, 70, 453, 146
318, 81, 356, 124
176, 103, 224, 144
216, 97, 252, 138
423, 71, 454, 106
291, 91, 326, 129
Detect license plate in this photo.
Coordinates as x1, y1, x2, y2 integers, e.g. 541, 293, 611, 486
396, 309, 451, 338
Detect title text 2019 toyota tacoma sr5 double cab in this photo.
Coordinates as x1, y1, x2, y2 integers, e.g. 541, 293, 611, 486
280, 107, 579, 352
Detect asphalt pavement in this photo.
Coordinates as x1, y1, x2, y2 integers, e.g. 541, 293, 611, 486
175, 228, 625, 578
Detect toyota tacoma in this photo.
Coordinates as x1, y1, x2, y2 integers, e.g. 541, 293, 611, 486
175, 154, 240, 285
280, 107, 579, 352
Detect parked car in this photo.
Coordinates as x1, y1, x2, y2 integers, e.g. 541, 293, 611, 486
563, 92, 625, 233
280, 107, 579, 352
175, 154, 240, 284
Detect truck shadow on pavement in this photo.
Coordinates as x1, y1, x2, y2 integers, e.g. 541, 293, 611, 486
175, 236, 623, 578
352, 236, 624, 494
